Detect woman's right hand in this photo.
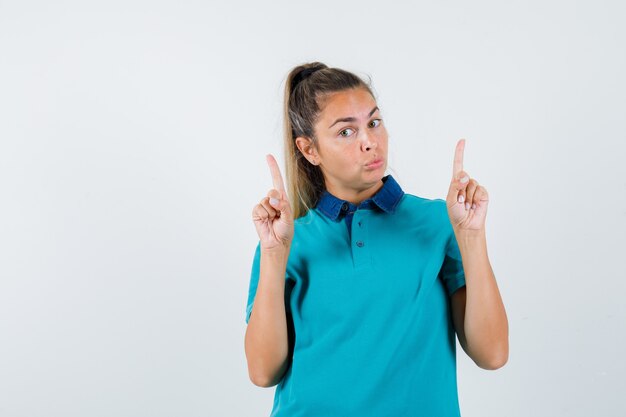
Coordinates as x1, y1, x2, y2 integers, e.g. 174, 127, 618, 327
252, 154, 294, 252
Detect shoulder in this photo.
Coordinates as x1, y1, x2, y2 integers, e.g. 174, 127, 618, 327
399, 192, 441, 206
396, 193, 449, 219
289, 208, 324, 253
293, 207, 320, 229
285, 208, 331, 278
393, 193, 454, 239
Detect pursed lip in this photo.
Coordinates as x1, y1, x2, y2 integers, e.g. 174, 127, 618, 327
365, 157, 383, 167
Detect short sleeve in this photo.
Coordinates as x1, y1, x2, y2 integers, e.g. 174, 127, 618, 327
439, 226, 467, 297
245, 242, 262, 324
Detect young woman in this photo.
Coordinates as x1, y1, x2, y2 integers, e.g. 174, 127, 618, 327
244, 62, 508, 416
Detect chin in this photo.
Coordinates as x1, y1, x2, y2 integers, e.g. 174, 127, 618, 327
363, 166, 386, 178
363, 174, 384, 185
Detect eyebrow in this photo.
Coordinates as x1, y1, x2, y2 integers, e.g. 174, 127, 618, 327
328, 106, 379, 129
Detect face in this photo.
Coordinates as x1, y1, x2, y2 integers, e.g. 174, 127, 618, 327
296, 87, 389, 200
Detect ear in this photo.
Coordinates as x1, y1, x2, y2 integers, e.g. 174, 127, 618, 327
295, 136, 319, 165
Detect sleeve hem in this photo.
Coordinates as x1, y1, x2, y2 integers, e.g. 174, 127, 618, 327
245, 303, 253, 324
447, 274, 466, 296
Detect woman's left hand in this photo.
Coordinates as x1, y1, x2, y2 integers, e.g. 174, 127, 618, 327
446, 138, 489, 232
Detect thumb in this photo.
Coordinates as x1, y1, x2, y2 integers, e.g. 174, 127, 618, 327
447, 170, 469, 203
451, 170, 470, 191
268, 189, 292, 217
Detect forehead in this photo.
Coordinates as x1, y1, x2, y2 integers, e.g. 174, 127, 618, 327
317, 88, 377, 123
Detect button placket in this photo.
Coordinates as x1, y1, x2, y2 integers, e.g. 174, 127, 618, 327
351, 211, 369, 268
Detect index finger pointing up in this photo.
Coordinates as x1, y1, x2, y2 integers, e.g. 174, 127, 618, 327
453, 138, 465, 178
266, 154, 286, 197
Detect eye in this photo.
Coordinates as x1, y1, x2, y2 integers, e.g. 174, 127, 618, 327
369, 119, 382, 128
339, 128, 355, 138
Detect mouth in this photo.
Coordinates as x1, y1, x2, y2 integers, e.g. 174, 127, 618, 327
365, 158, 384, 169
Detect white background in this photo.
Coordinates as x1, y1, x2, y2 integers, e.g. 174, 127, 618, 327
1, 1, 624, 416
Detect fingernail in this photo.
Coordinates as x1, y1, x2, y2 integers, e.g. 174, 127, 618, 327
458, 195, 464, 204
465, 202, 470, 210
460, 175, 469, 184
471, 203, 476, 210
270, 198, 279, 206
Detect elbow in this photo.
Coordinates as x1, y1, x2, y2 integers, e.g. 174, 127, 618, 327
471, 328, 509, 370
246, 347, 290, 387
477, 346, 509, 370
248, 367, 284, 388
479, 354, 508, 370
244, 349, 289, 388
245, 345, 288, 388
249, 373, 275, 388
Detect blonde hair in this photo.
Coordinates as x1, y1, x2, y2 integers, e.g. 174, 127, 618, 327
282, 62, 375, 219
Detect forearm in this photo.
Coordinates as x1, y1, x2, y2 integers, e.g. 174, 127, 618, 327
455, 229, 509, 369
244, 248, 291, 387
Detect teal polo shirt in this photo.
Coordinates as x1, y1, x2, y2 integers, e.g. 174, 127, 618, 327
245, 175, 466, 416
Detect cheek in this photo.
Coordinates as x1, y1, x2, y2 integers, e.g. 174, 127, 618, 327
369, 137, 386, 157
379, 134, 389, 151
378, 129, 389, 142
326, 147, 353, 168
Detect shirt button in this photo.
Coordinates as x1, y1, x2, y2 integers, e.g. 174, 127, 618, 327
356, 241, 364, 247
341, 202, 348, 211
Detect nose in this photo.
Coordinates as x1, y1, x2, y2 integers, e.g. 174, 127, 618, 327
360, 131, 377, 152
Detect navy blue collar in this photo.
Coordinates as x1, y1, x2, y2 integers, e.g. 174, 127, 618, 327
315, 174, 405, 221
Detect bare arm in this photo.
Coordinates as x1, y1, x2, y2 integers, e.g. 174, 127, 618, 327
246, 154, 294, 387
446, 139, 508, 370
451, 230, 508, 370
244, 248, 291, 387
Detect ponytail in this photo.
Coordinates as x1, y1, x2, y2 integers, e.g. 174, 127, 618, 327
282, 62, 374, 219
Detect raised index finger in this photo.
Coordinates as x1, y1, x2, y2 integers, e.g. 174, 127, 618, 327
453, 138, 465, 177
266, 154, 286, 197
